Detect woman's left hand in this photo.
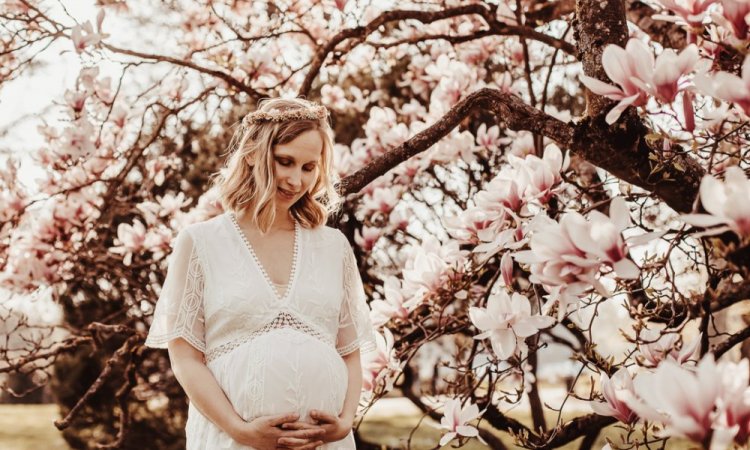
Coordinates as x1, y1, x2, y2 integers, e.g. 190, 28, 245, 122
307, 410, 352, 442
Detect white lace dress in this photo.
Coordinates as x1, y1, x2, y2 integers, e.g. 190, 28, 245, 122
144, 211, 377, 450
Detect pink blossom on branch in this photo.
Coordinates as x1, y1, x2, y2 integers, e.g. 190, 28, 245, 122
513, 197, 649, 318
681, 166, 750, 239
637, 329, 701, 367
590, 367, 638, 424
437, 398, 486, 446
108, 220, 147, 266
716, 0, 750, 39
694, 54, 750, 116
579, 39, 699, 124
620, 355, 750, 448
70, 10, 107, 54
652, 0, 718, 27
468, 290, 555, 360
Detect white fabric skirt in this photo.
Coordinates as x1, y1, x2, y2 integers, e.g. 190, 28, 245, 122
185, 329, 354, 450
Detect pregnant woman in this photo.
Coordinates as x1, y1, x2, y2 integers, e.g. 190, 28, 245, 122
145, 97, 376, 449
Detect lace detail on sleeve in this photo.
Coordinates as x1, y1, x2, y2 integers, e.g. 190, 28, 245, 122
145, 228, 206, 353
336, 234, 377, 356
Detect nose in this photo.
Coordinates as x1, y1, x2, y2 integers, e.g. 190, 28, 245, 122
287, 169, 301, 190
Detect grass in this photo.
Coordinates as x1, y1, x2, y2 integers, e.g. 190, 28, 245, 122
0, 404, 697, 449
0, 404, 69, 450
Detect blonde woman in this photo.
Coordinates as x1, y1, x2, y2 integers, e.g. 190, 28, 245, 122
145, 98, 376, 450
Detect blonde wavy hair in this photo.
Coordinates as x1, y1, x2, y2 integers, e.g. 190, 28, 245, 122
211, 98, 341, 233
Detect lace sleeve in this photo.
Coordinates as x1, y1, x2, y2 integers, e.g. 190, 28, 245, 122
144, 228, 206, 353
335, 234, 377, 356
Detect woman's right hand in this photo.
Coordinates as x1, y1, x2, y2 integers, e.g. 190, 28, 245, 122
229, 413, 325, 450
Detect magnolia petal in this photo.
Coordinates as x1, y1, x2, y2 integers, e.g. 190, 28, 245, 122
605, 93, 640, 124
469, 307, 495, 332
580, 74, 624, 98
626, 230, 665, 246
439, 432, 457, 446
456, 425, 479, 437
609, 197, 631, 231
613, 258, 640, 279
709, 425, 739, 450
491, 329, 517, 359
590, 401, 619, 418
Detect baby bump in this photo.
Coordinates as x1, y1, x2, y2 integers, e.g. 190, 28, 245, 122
209, 329, 349, 423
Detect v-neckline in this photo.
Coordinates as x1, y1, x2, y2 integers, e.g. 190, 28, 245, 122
227, 211, 301, 303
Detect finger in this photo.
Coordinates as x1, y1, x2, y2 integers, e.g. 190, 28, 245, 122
281, 421, 321, 430
296, 441, 324, 450
268, 413, 300, 427
282, 428, 325, 439
277, 437, 314, 447
310, 410, 337, 424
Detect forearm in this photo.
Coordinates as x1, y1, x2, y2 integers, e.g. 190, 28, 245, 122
339, 349, 363, 423
173, 357, 243, 436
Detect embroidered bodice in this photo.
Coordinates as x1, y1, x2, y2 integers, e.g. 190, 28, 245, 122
145, 212, 376, 362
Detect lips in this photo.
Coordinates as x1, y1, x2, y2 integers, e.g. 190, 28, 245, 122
278, 187, 299, 199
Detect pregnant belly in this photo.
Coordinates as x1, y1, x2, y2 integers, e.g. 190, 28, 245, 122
208, 328, 349, 423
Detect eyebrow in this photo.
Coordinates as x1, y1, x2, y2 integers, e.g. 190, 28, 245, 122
274, 154, 319, 164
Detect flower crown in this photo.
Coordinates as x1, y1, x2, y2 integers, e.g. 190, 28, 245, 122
243, 104, 328, 125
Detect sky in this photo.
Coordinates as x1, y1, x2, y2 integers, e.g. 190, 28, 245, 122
0, 1, 103, 195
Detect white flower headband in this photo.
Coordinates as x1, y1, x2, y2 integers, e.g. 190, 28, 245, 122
243, 104, 328, 125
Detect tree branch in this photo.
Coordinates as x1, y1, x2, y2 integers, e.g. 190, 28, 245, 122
298, 4, 575, 96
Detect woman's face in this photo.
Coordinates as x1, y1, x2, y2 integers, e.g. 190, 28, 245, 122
272, 129, 323, 210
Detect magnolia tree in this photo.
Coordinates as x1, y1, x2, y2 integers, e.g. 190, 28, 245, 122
1, 0, 750, 449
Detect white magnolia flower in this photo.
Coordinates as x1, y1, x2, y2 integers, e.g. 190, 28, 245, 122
438, 397, 485, 446
469, 290, 555, 359
681, 166, 750, 239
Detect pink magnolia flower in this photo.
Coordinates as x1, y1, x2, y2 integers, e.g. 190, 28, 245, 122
144, 226, 173, 261
580, 39, 699, 123
362, 186, 400, 216
499, 252, 513, 287
590, 367, 638, 424
695, 54, 750, 116
109, 220, 147, 266
401, 237, 467, 298
475, 123, 503, 152
567, 197, 641, 279
469, 290, 555, 359
71, 11, 107, 54
388, 208, 409, 231
57, 119, 96, 160
681, 166, 750, 239
438, 398, 485, 446
444, 207, 497, 245
513, 214, 606, 295
650, 45, 700, 103
653, 0, 718, 26
64, 89, 87, 114
354, 226, 382, 252
579, 39, 653, 124
638, 330, 701, 367
508, 144, 569, 204
362, 329, 402, 394
620, 355, 750, 448
718, 0, 750, 39
369, 276, 414, 327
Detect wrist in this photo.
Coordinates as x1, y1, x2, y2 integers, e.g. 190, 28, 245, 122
225, 415, 248, 439
338, 413, 354, 429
